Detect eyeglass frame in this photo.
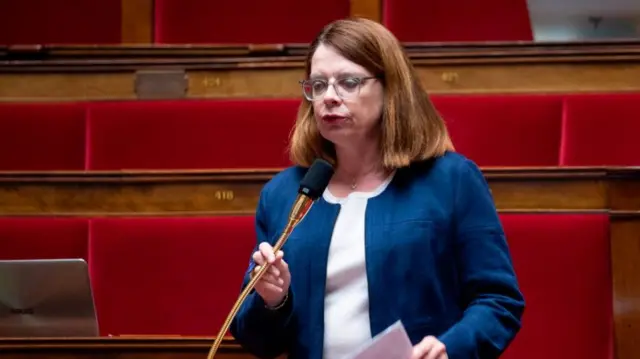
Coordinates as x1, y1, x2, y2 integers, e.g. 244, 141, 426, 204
298, 75, 378, 101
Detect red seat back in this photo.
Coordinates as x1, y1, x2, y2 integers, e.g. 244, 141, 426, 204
560, 93, 640, 166
88, 216, 256, 336
0, 0, 121, 45
0, 217, 89, 260
0, 102, 87, 171
431, 94, 563, 166
154, 0, 349, 44
86, 99, 298, 170
500, 213, 614, 359
383, 0, 533, 42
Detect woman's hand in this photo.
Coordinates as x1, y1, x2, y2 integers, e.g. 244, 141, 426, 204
251, 242, 291, 308
411, 336, 448, 359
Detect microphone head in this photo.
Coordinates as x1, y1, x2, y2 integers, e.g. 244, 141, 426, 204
298, 159, 335, 200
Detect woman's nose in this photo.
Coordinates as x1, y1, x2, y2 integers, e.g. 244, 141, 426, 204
323, 84, 341, 104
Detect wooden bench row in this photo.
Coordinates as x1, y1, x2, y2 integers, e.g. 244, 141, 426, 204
0, 167, 638, 359
2, 41, 640, 101
0, 167, 637, 215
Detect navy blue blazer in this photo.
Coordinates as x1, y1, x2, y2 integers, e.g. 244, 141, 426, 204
230, 151, 525, 359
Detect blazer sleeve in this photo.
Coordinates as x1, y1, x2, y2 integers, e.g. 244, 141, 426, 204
229, 187, 295, 359
438, 159, 526, 359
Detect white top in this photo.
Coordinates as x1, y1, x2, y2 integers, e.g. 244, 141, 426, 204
322, 173, 395, 359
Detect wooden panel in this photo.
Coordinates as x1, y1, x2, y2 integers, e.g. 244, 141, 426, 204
611, 214, 640, 359
188, 69, 304, 99
489, 178, 608, 210
121, 0, 154, 44
609, 175, 640, 210
0, 73, 136, 101
1, 41, 640, 101
0, 337, 252, 359
0, 168, 637, 216
0, 171, 270, 216
415, 62, 640, 94
350, 0, 381, 23
3, 62, 638, 101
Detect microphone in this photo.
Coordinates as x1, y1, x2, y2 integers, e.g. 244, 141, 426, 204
207, 159, 334, 359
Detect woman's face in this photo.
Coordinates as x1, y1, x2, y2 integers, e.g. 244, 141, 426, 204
307, 44, 384, 148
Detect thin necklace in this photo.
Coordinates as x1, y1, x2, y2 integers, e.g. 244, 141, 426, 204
350, 168, 391, 190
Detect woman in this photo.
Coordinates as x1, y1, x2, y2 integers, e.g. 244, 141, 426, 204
230, 18, 524, 359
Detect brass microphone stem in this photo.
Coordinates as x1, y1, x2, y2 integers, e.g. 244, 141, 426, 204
206, 195, 312, 359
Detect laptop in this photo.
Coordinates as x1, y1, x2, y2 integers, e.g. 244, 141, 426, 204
0, 258, 99, 337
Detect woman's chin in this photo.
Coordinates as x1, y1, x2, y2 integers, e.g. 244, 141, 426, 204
319, 126, 354, 142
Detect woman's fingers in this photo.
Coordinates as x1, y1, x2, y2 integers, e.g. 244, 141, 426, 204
252, 268, 284, 286
251, 243, 291, 307
252, 247, 285, 276
259, 242, 276, 263
255, 281, 284, 294
252, 250, 265, 266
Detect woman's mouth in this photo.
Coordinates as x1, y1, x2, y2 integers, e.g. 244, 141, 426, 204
322, 114, 348, 124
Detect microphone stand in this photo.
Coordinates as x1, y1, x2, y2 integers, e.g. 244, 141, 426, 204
206, 194, 314, 359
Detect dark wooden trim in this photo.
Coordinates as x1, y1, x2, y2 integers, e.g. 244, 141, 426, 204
611, 210, 640, 218
4, 39, 640, 55
2, 41, 640, 72
0, 211, 256, 217
2, 53, 638, 71
0, 336, 250, 359
0, 169, 279, 183
0, 336, 238, 349
1, 209, 636, 218
0, 166, 637, 182
120, 0, 154, 44
4, 55, 640, 73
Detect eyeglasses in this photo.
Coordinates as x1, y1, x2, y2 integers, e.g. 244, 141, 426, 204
299, 76, 377, 101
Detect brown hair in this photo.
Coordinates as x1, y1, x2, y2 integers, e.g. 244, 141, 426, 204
288, 17, 454, 169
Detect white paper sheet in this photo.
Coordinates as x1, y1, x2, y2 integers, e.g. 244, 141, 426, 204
344, 320, 413, 359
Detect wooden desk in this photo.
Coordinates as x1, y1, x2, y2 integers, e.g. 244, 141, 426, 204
1, 40, 640, 101
0, 337, 253, 359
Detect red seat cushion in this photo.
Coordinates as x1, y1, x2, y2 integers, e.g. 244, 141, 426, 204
500, 213, 613, 359
560, 93, 640, 166
154, 0, 349, 44
86, 99, 298, 170
0, 102, 87, 170
0, 217, 89, 260
88, 216, 256, 336
431, 94, 563, 166
0, 0, 121, 45
383, 0, 533, 42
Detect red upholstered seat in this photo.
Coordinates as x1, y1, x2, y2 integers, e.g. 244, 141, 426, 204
500, 213, 613, 359
431, 94, 563, 167
86, 99, 298, 170
154, 0, 349, 44
0, 0, 121, 45
88, 216, 256, 336
383, 0, 533, 42
0, 217, 89, 260
0, 102, 87, 171
560, 93, 640, 166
